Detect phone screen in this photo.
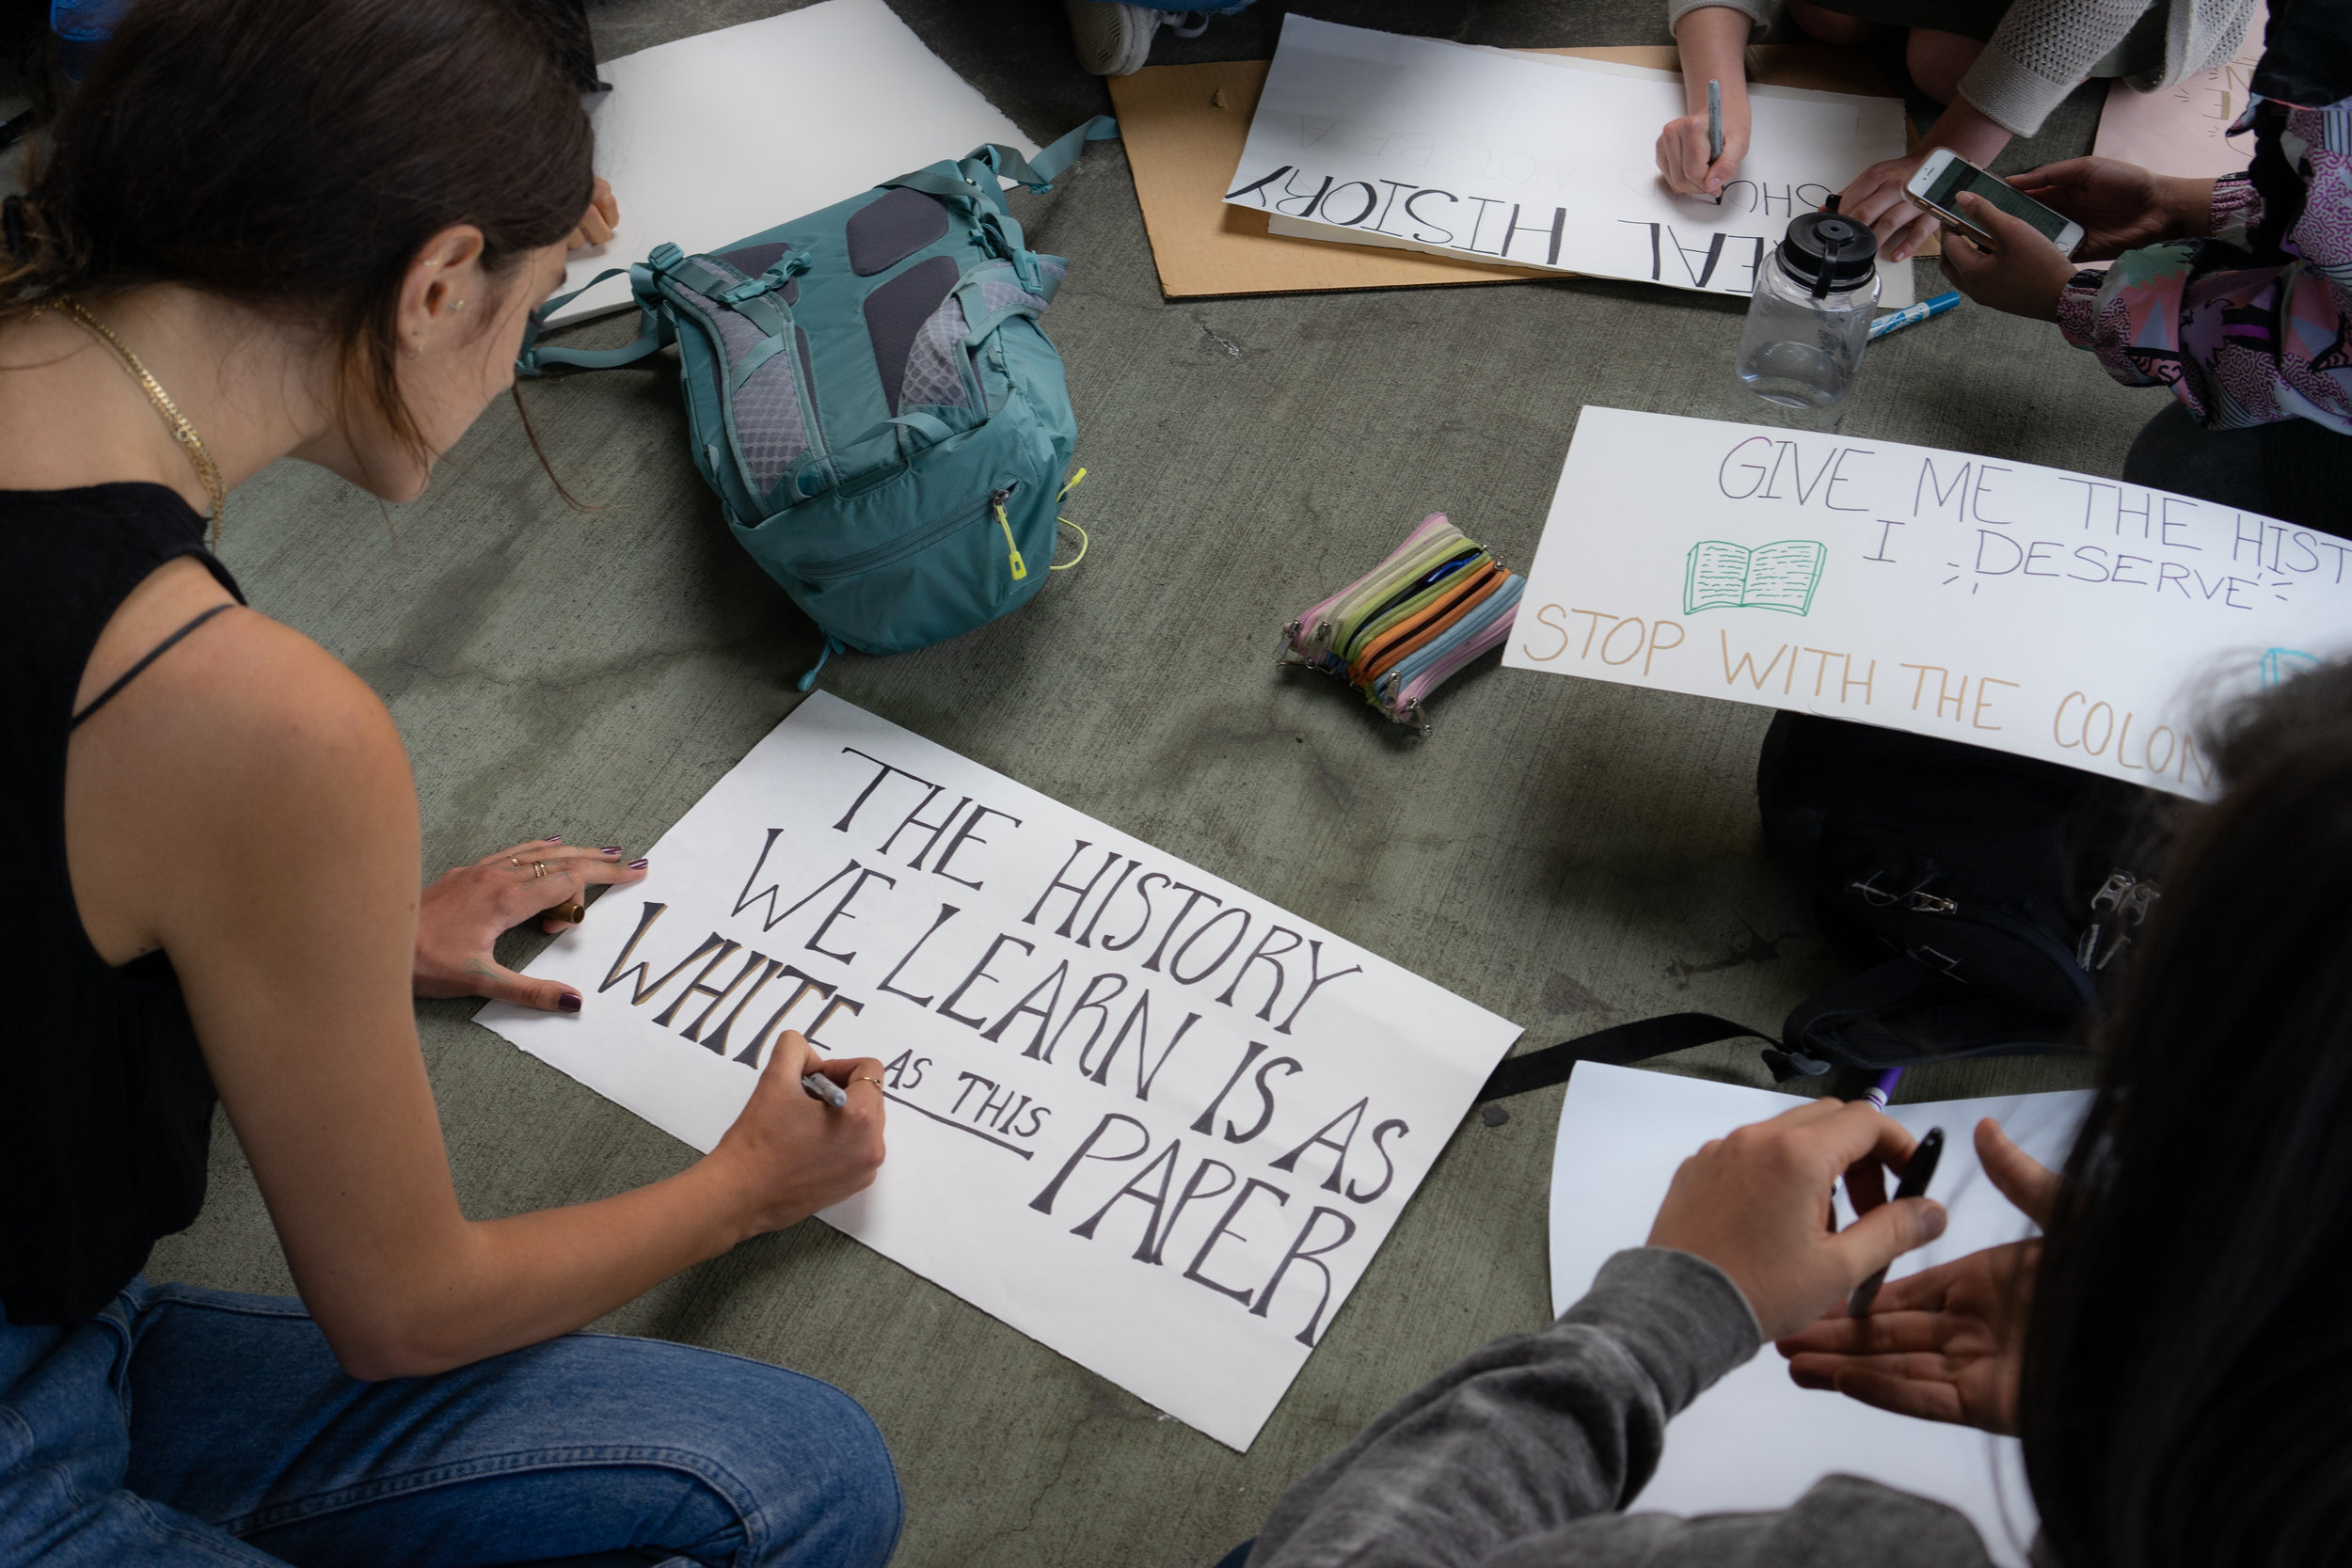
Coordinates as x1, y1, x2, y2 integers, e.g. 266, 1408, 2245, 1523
1919, 156, 2071, 243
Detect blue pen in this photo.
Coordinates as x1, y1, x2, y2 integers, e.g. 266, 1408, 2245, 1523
1707, 78, 1723, 163
1867, 290, 1962, 341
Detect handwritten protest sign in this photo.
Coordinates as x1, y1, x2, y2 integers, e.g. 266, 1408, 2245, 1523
1502, 407, 2352, 798
480, 693, 1520, 1449
1226, 17, 1915, 306
2091, 1, 2265, 180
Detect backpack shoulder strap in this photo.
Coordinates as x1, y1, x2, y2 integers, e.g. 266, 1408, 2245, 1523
516, 265, 672, 375
1477, 1012, 1777, 1102
997, 115, 1120, 189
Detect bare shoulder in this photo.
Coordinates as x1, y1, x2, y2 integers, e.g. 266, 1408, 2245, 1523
72, 565, 411, 845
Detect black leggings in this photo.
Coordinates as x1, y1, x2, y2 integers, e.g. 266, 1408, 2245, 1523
2121, 403, 2352, 531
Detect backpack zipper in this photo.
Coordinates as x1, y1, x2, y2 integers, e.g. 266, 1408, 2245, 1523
800, 483, 1019, 582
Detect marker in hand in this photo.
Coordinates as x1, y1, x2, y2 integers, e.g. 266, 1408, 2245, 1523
1847, 1125, 1944, 1316
802, 1071, 847, 1109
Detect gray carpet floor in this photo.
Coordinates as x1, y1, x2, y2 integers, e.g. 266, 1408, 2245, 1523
93, 2, 2154, 1563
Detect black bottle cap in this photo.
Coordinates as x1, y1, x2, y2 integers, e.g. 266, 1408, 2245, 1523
1775, 211, 1880, 298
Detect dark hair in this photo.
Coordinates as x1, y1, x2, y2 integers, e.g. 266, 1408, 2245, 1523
2020, 660, 2352, 1566
0, 0, 594, 457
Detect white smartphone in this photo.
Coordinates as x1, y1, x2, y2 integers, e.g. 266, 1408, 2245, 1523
1904, 148, 2084, 257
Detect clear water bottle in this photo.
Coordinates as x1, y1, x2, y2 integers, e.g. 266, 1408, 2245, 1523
1735, 211, 1882, 410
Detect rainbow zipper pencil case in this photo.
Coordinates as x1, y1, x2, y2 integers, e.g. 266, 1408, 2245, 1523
1279, 513, 1522, 735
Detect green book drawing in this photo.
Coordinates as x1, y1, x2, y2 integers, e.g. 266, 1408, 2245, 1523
1682, 539, 1827, 616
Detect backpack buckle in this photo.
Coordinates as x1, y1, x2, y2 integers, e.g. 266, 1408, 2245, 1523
721, 254, 810, 307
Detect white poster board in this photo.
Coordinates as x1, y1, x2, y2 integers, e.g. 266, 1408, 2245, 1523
1502, 407, 2352, 797
1226, 17, 1915, 307
2091, 3, 2265, 179
1551, 1064, 2091, 1566
481, 692, 1520, 1449
555, 0, 1030, 323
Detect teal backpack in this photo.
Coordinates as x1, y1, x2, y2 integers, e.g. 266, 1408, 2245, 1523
518, 117, 1120, 686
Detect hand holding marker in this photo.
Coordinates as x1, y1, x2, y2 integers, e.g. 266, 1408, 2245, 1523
1708, 79, 1724, 203
1843, 1066, 1942, 1316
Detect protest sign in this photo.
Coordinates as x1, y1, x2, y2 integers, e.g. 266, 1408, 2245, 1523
1227, 16, 1915, 305
481, 692, 1520, 1449
1502, 407, 2352, 796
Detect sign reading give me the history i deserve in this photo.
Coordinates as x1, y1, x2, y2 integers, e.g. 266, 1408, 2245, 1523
1503, 407, 2352, 798
480, 692, 1521, 1449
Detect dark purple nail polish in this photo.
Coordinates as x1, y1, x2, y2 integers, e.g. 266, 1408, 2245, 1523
544, 834, 563, 844
628, 858, 649, 870
557, 992, 582, 1013
601, 846, 623, 855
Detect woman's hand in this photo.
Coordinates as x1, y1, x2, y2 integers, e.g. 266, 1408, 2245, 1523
414, 836, 649, 1011
703, 1030, 888, 1238
1647, 1098, 1947, 1341
1837, 96, 2013, 262
1658, 7, 1755, 198
2007, 157, 2212, 261
1772, 1117, 2059, 1434
1837, 150, 1940, 262
566, 177, 618, 250
1938, 190, 2077, 321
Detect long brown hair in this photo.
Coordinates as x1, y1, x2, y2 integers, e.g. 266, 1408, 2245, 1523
2019, 659, 2352, 1566
0, 0, 594, 459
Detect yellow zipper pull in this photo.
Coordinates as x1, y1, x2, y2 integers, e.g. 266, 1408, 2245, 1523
1058, 467, 1088, 500
995, 498, 1027, 580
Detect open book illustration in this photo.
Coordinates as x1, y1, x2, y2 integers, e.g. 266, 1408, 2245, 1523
1683, 538, 1827, 616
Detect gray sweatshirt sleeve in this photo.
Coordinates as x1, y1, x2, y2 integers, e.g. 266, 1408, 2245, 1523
1246, 1247, 1762, 1568
1667, 0, 1771, 39
1957, 0, 2157, 136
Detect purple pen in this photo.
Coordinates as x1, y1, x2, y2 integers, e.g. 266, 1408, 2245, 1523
1865, 1068, 1902, 1110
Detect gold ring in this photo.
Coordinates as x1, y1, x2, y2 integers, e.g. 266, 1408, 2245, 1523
854, 1075, 885, 1087
549, 899, 586, 924
509, 857, 523, 868
532, 861, 550, 879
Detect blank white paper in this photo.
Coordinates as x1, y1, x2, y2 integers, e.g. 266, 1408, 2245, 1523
553, 0, 1030, 323
1549, 1062, 2093, 1566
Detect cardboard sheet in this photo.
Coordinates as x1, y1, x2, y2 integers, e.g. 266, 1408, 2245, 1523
1502, 406, 2352, 798
553, 0, 1030, 323
2090, 3, 2266, 178
1549, 1064, 2091, 1566
481, 692, 1521, 1450
1111, 43, 1918, 299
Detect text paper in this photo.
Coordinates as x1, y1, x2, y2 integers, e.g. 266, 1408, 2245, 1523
1227, 18, 1915, 306
1502, 407, 2352, 797
2091, 2, 2265, 179
1551, 1063, 2092, 1566
555, 0, 1028, 323
480, 693, 1520, 1449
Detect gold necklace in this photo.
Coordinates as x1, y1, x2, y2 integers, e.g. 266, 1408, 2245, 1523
45, 297, 227, 546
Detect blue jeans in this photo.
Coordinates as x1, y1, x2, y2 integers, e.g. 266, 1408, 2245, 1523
1, 1277, 902, 1567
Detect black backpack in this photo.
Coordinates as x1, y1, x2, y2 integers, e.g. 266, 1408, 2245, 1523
1480, 715, 2174, 1103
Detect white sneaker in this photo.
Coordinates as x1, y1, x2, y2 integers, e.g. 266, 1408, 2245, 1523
1061, 0, 1212, 76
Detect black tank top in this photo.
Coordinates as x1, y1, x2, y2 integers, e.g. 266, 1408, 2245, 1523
1, 483, 244, 1325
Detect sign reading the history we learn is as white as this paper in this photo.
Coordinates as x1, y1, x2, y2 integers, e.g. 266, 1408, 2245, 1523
1504, 407, 2352, 799
1225, 15, 1915, 305
481, 693, 1519, 1450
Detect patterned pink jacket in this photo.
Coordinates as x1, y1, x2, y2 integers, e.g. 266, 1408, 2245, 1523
2056, 92, 2352, 434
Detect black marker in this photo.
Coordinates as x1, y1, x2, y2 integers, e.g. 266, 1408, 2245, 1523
1847, 1125, 1943, 1317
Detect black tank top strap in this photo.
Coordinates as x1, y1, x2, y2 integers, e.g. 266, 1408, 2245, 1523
70, 600, 239, 730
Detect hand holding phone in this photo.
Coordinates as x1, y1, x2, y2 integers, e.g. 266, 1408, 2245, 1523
1935, 188, 2080, 323
1905, 149, 2085, 257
